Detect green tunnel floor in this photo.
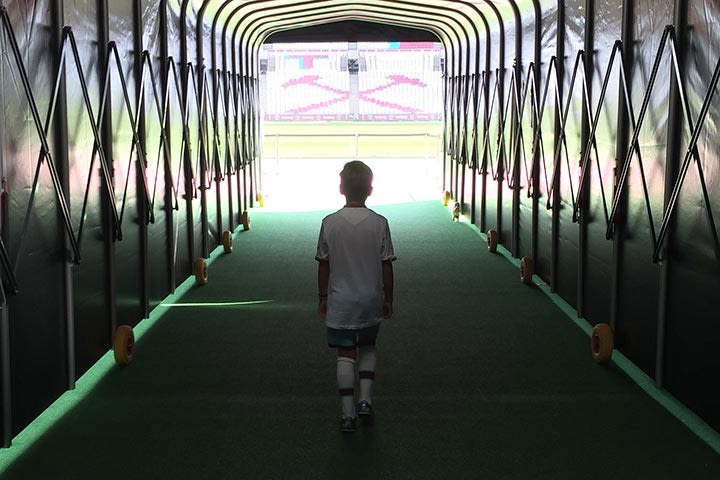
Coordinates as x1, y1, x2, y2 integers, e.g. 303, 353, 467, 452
1, 200, 719, 479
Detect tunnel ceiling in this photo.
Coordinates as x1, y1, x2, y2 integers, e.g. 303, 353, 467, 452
192, 0, 533, 75
264, 20, 440, 43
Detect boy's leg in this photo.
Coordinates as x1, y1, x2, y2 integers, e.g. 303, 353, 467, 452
328, 327, 357, 423
357, 324, 380, 414
357, 345, 376, 404
336, 346, 357, 420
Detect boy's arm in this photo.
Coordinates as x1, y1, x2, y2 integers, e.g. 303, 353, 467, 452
382, 261, 394, 319
318, 260, 329, 319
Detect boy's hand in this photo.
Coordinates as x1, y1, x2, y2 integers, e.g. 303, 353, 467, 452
383, 301, 393, 320
319, 298, 327, 319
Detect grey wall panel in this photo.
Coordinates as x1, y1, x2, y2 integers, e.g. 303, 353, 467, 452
64, 0, 110, 378
3, 0, 68, 436
614, 0, 673, 377
663, 0, 720, 431
582, 0, 622, 328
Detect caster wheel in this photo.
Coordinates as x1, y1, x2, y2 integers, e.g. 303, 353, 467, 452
442, 190, 451, 206
242, 210, 250, 231
591, 323, 614, 364
194, 257, 208, 285
487, 229, 498, 253
222, 230, 233, 254
520, 256, 534, 284
113, 325, 135, 366
452, 202, 460, 221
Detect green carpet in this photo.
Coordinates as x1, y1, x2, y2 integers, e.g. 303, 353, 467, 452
1, 200, 719, 479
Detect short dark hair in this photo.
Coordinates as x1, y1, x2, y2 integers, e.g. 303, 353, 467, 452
340, 161, 373, 201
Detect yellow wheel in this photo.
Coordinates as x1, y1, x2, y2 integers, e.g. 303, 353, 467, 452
194, 257, 208, 285
487, 229, 498, 253
113, 325, 135, 366
242, 210, 250, 231
256, 193, 265, 208
222, 230, 233, 254
442, 190, 451, 206
591, 323, 614, 364
520, 256, 534, 284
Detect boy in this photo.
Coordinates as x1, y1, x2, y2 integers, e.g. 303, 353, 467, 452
315, 161, 395, 433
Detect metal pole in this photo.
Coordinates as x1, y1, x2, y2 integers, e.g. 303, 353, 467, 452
133, 0, 149, 318
0, 299, 9, 447
159, 0, 175, 291
656, 0, 688, 388
0, 1, 11, 447
550, 0, 565, 291
531, 1, 541, 264
51, 0, 75, 390
578, 0, 595, 317
97, 0, 118, 342
180, 0, 195, 270
611, 0, 635, 333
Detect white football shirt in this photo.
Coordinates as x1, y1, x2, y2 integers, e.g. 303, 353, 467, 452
316, 207, 396, 329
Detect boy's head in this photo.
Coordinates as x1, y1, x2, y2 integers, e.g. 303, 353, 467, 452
339, 161, 373, 202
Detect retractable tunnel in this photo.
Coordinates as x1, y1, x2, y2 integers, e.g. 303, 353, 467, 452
0, 0, 717, 475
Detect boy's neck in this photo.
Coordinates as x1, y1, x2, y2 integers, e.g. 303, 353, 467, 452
344, 201, 366, 208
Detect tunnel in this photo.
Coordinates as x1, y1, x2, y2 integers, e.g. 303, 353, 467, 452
0, 0, 719, 477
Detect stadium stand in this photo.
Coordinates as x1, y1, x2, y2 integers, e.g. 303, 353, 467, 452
260, 42, 442, 121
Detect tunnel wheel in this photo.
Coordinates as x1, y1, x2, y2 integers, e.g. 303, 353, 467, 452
442, 190, 451, 206
222, 230, 233, 254
487, 229, 498, 253
591, 323, 613, 364
242, 210, 251, 231
452, 202, 460, 221
194, 257, 208, 286
520, 256, 534, 284
113, 325, 135, 366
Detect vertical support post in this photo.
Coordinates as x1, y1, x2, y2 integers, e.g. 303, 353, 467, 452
159, 0, 175, 291
180, 1, 196, 271
578, 0, 595, 317
133, 0, 149, 318
51, 0, 75, 390
0, 301, 9, 447
196, 7, 209, 258
510, 2, 522, 258
531, 1, 541, 264
610, 0, 635, 333
656, 0, 688, 388
97, 0, 117, 340
551, 1, 565, 291
0, 5, 11, 448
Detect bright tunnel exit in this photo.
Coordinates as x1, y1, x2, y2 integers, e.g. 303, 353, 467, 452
258, 41, 444, 210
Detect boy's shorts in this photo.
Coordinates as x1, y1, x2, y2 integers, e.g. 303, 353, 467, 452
327, 324, 381, 348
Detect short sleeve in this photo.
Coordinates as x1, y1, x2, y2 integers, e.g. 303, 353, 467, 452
315, 221, 329, 261
381, 218, 396, 262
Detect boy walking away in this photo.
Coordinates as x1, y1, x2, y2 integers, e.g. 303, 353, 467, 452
316, 161, 396, 433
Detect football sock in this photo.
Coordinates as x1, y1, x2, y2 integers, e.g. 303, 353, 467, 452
357, 345, 377, 404
336, 356, 356, 417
